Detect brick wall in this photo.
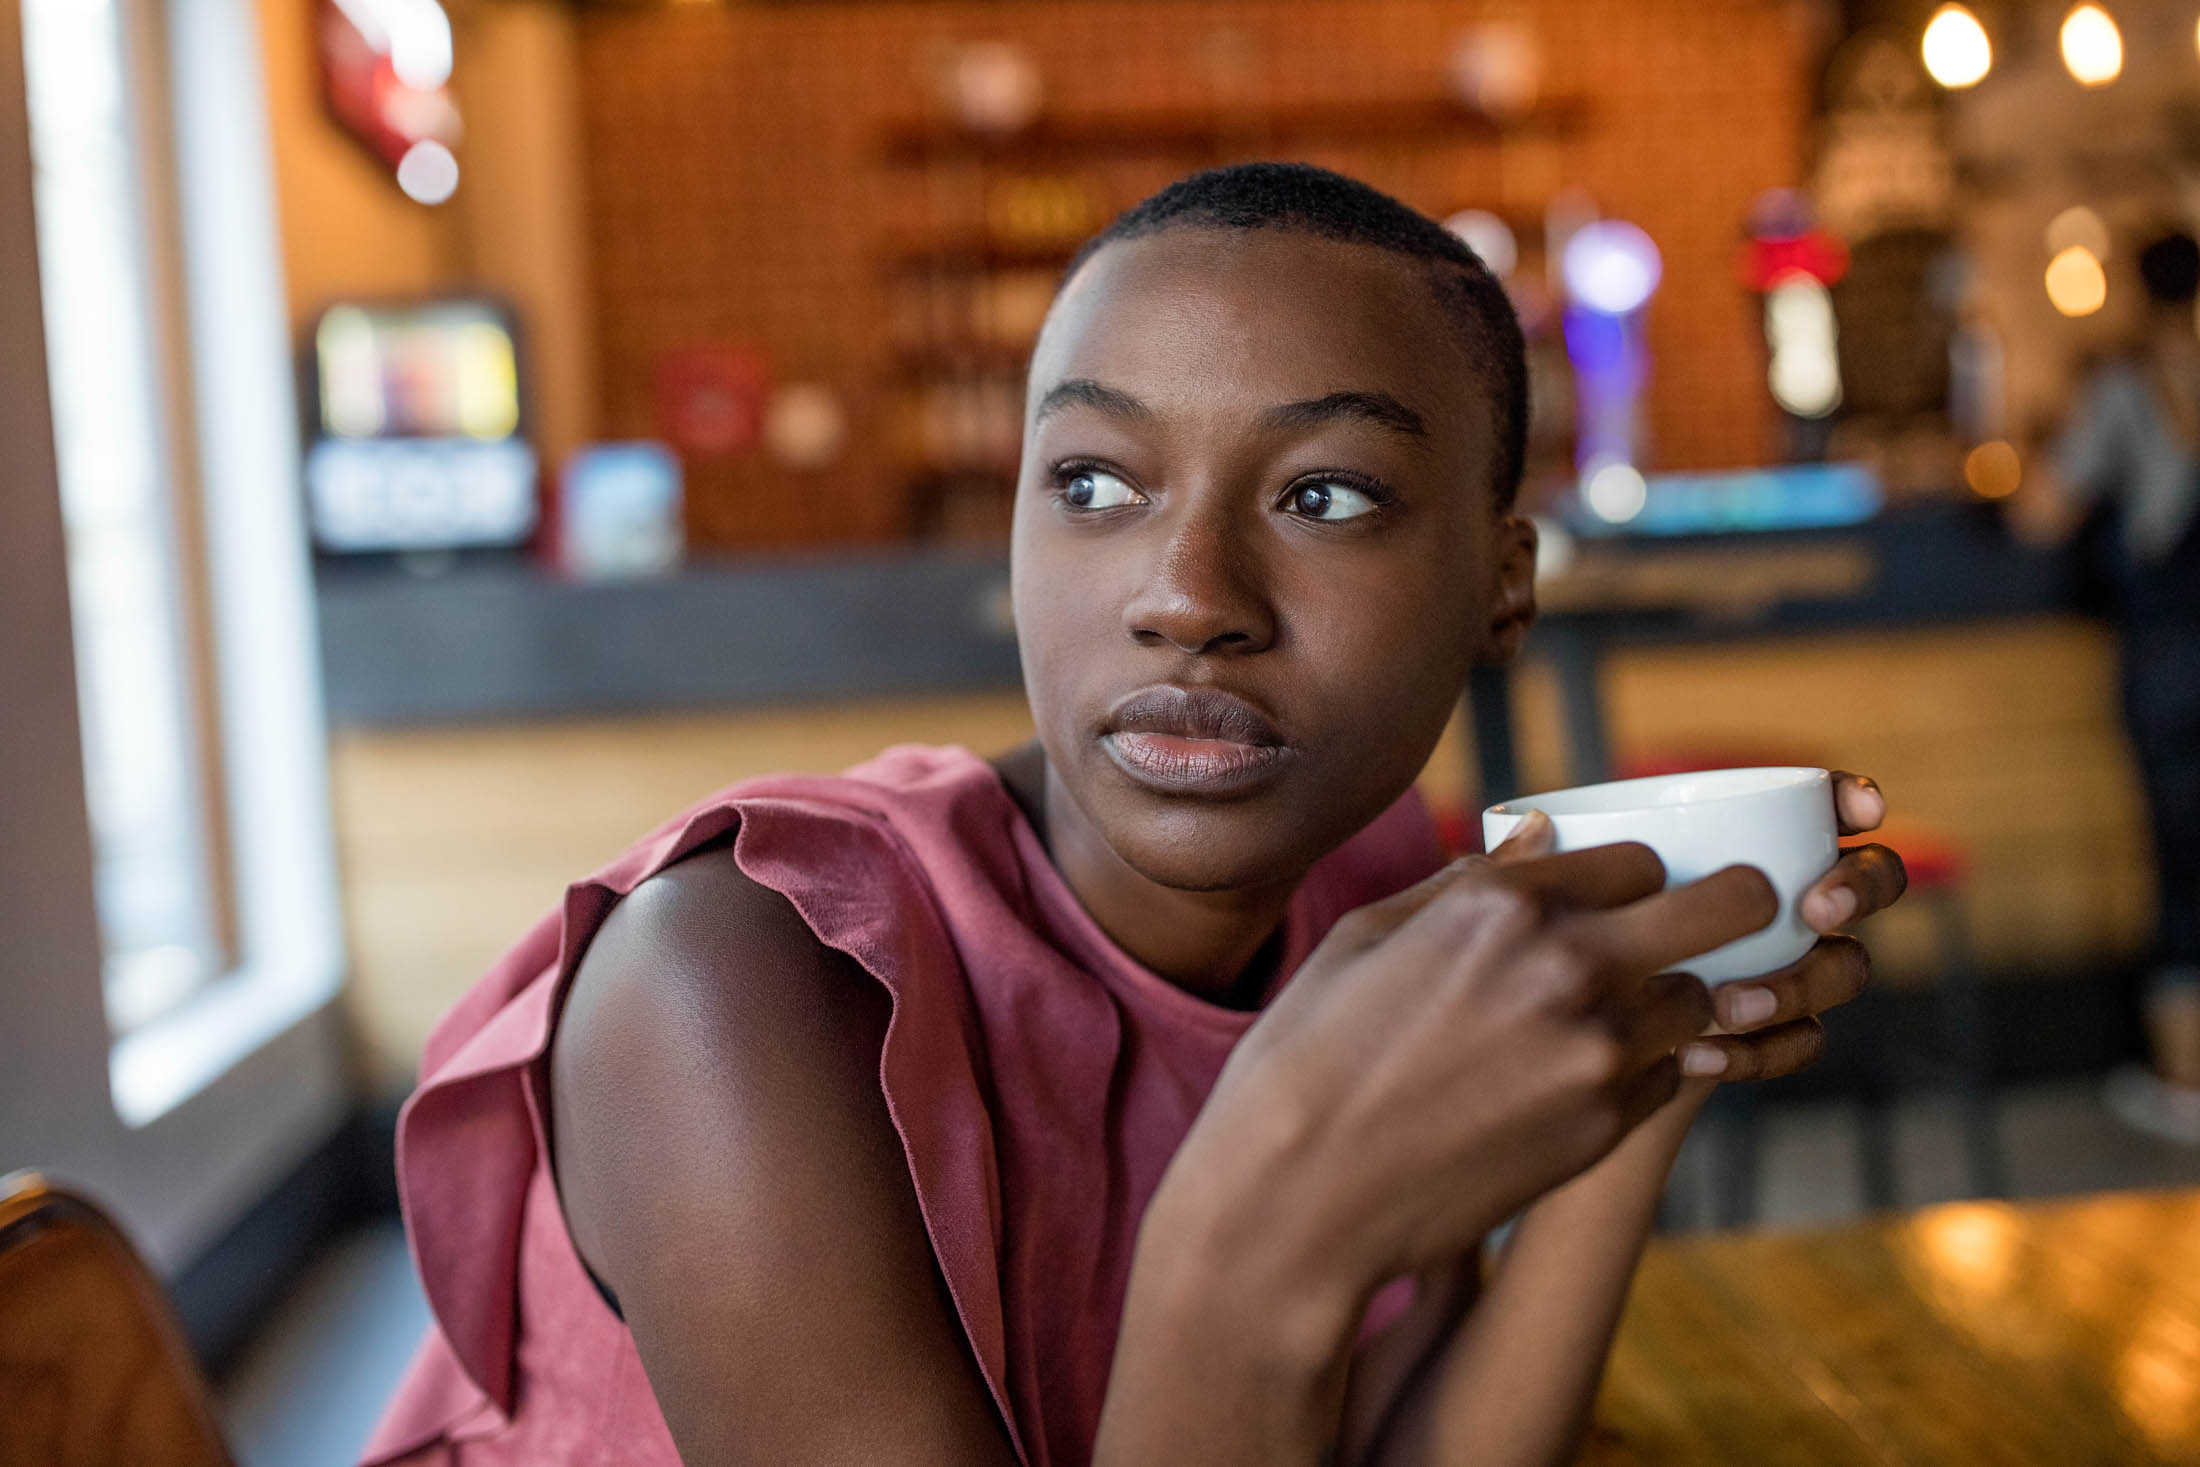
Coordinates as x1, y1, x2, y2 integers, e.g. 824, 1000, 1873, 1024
576, 0, 1808, 551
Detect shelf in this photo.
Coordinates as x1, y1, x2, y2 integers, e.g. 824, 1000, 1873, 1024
881, 95, 1592, 167
882, 237, 1080, 276
885, 342, 1035, 377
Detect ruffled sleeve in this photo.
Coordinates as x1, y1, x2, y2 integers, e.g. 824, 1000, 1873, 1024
371, 777, 1030, 1463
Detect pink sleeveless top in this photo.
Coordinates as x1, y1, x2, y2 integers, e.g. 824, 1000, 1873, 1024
361, 744, 1443, 1467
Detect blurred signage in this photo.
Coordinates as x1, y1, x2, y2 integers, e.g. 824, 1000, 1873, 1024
557, 442, 684, 581
653, 347, 771, 460
1567, 463, 1884, 538
1741, 231, 1849, 291
304, 299, 540, 553
317, 0, 462, 201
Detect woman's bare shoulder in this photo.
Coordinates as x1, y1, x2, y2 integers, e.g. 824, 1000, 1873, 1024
548, 837, 867, 1268
546, 839, 1017, 1465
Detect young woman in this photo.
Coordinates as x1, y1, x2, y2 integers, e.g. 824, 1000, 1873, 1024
363, 163, 1903, 1467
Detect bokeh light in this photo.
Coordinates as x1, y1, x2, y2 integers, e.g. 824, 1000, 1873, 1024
1562, 220, 1661, 316
763, 382, 851, 470
1922, 4, 1992, 89
395, 140, 459, 206
1963, 440, 2022, 499
2060, 4, 2122, 87
331, 0, 454, 92
1444, 209, 1518, 280
947, 40, 1043, 135
1447, 22, 1542, 120
1583, 459, 1648, 524
2045, 244, 2108, 316
1765, 273, 1842, 419
2118, 1301, 2200, 1454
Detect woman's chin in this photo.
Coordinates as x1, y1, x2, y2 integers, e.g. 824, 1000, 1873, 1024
1091, 797, 1333, 895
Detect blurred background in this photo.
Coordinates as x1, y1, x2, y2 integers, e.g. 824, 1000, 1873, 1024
4, 0, 2200, 1461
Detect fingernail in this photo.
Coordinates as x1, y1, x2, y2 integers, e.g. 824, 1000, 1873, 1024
1509, 810, 1554, 849
1727, 986, 1777, 1027
1681, 1044, 1729, 1077
1821, 887, 1858, 928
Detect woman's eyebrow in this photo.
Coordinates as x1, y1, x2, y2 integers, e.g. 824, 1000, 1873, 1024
1033, 379, 1429, 444
1034, 378, 1156, 425
1259, 391, 1428, 441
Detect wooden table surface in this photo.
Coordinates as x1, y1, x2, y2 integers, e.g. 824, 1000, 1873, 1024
1584, 1190, 2200, 1466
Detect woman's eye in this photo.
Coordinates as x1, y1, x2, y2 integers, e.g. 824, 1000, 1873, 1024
1061, 468, 1143, 510
1286, 481, 1379, 521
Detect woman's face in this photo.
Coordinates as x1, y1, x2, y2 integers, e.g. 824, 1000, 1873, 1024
1011, 227, 1536, 893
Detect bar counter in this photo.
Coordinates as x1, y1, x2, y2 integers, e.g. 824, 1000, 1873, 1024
314, 503, 2068, 731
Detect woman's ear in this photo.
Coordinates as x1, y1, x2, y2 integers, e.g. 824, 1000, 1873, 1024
1476, 514, 1539, 665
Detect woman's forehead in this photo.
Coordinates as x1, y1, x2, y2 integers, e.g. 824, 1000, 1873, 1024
1028, 228, 1483, 441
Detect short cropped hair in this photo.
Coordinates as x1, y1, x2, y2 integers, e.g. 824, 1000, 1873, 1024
1063, 162, 1530, 509
2139, 231, 2200, 307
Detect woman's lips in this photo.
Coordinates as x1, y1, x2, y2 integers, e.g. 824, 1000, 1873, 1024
1101, 730, 1294, 795
1099, 685, 1295, 795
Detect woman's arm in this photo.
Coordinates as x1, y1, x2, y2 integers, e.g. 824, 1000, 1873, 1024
1353, 1078, 1711, 1467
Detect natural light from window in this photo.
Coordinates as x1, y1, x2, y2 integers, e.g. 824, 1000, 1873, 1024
22, 0, 226, 1038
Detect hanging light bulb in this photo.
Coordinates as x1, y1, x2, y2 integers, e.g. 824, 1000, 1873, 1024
2046, 245, 2108, 316
1922, 4, 1992, 89
2061, 4, 2123, 87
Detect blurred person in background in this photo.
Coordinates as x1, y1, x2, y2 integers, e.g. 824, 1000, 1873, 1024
2022, 230, 2200, 1143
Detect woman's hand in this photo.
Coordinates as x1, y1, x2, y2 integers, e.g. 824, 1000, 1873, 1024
1160, 825, 1767, 1305
1673, 770, 1907, 1084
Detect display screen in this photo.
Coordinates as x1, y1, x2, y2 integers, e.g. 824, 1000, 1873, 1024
1569, 462, 1882, 538
314, 300, 518, 441
304, 299, 538, 553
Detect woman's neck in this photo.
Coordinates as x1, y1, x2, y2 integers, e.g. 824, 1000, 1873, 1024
993, 741, 1300, 1004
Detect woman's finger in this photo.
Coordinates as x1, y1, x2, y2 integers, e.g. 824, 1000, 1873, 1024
1679, 1016, 1828, 1083
1500, 842, 1667, 912
1620, 968, 1718, 1064
1709, 935, 1870, 1034
1829, 770, 1886, 837
1588, 864, 1781, 979
1490, 808, 1555, 862
1801, 843, 1908, 931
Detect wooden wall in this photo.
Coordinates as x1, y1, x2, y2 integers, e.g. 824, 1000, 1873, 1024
573, 0, 1809, 550
334, 617, 2150, 1091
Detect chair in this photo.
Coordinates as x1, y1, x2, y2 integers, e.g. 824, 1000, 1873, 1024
0, 1170, 235, 1467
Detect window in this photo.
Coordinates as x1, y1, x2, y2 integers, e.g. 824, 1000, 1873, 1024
23, 0, 227, 1036
21, 0, 345, 1127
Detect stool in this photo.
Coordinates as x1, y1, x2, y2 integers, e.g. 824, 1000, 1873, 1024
1605, 752, 2005, 1225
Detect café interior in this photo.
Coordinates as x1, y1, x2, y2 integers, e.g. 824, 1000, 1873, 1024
5, 0, 2200, 1462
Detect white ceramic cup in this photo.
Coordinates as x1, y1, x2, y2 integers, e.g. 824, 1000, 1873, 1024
1481, 767, 1838, 985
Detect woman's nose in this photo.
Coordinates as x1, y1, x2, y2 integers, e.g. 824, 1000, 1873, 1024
1121, 503, 1277, 655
